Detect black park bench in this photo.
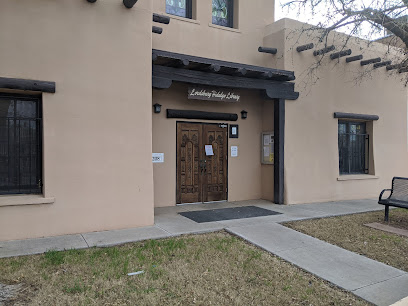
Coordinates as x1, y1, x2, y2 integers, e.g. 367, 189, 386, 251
378, 177, 408, 222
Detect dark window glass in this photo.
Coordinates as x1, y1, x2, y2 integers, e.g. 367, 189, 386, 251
212, 0, 233, 28
338, 121, 369, 175
0, 95, 42, 195
166, 0, 192, 19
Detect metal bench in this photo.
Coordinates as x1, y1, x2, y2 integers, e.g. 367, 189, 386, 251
378, 177, 408, 221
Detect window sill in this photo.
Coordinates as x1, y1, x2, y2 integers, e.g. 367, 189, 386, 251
0, 195, 55, 207
337, 175, 379, 181
164, 14, 200, 25
208, 23, 241, 33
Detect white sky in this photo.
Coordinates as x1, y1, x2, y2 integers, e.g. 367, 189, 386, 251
274, 0, 388, 39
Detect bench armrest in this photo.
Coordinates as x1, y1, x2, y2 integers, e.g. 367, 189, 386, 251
379, 189, 392, 202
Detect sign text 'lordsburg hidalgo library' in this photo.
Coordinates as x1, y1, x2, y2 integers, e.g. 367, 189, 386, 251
188, 86, 240, 102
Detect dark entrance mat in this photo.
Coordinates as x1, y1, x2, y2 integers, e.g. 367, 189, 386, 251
179, 206, 282, 223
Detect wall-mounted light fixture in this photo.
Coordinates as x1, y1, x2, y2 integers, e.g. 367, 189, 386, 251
86, 0, 97, 3
241, 110, 248, 119
153, 103, 162, 114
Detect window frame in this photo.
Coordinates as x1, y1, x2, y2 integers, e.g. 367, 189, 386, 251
166, 0, 193, 19
0, 93, 43, 195
338, 120, 369, 175
212, 0, 234, 28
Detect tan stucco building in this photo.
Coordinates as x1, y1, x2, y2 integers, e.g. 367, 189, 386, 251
0, 0, 407, 241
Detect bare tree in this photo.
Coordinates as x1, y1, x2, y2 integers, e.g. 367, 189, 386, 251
279, 0, 408, 88
284, 0, 407, 43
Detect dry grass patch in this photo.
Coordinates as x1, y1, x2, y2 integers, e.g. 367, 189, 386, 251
0, 231, 367, 305
285, 208, 408, 272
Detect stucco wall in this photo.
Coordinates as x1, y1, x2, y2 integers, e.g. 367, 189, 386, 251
0, 0, 154, 241
152, 84, 266, 207
152, 0, 274, 66
266, 19, 408, 204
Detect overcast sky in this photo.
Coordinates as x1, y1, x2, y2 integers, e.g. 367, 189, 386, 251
274, 0, 392, 39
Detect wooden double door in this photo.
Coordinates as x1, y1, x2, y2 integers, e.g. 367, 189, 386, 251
177, 122, 228, 204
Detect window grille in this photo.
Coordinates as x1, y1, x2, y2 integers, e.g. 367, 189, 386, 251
338, 121, 369, 175
0, 94, 42, 195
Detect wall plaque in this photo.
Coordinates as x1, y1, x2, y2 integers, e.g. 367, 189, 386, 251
152, 153, 164, 163
188, 86, 240, 102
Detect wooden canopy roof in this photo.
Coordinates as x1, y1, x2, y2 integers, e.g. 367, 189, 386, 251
152, 49, 299, 100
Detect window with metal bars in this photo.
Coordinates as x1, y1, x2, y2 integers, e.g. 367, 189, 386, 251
0, 94, 42, 195
338, 121, 369, 175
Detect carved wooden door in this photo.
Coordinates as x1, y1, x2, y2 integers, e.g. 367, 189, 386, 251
177, 123, 228, 204
202, 124, 228, 202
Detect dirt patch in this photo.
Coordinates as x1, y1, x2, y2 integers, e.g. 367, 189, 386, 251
0, 231, 368, 305
285, 208, 408, 272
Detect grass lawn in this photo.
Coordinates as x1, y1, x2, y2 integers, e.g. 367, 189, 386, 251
285, 208, 408, 272
0, 231, 367, 305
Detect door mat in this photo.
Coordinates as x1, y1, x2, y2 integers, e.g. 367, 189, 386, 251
179, 206, 281, 223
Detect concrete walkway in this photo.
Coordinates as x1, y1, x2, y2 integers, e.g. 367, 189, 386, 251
1, 199, 407, 305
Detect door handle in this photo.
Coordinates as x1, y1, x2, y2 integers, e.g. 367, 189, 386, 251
200, 160, 207, 173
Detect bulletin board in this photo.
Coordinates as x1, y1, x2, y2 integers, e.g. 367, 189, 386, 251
261, 132, 274, 165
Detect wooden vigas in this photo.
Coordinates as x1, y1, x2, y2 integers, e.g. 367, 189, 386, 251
177, 122, 228, 204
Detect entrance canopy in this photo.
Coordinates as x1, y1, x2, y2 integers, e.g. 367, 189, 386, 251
152, 49, 299, 100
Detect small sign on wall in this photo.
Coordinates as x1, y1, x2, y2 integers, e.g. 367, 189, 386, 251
229, 124, 239, 138
152, 153, 164, 163
231, 146, 238, 157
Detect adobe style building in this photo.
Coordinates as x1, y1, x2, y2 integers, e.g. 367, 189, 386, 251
0, 0, 407, 241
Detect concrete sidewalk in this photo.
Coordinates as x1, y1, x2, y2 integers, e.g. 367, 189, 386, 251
0, 199, 407, 305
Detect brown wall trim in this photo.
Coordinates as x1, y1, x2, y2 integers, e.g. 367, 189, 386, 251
274, 99, 285, 204
167, 109, 238, 121
334, 112, 379, 121
0, 77, 56, 93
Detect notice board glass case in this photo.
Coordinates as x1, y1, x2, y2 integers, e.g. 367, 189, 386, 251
261, 132, 274, 164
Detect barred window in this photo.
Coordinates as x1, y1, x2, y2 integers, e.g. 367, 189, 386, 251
0, 94, 42, 195
338, 121, 369, 175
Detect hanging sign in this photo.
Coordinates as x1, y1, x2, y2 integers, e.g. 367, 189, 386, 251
188, 86, 240, 102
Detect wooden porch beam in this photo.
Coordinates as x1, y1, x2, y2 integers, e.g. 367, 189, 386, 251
330, 49, 352, 60
153, 13, 170, 24
346, 55, 363, 63
123, 0, 138, 8
167, 109, 238, 121
373, 61, 392, 69
258, 47, 278, 55
0, 77, 56, 93
296, 43, 314, 52
274, 98, 285, 204
152, 26, 163, 34
313, 45, 335, 56
152, 65, 299, 100
360, 58, 381, 66
386, 64, 401, 71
